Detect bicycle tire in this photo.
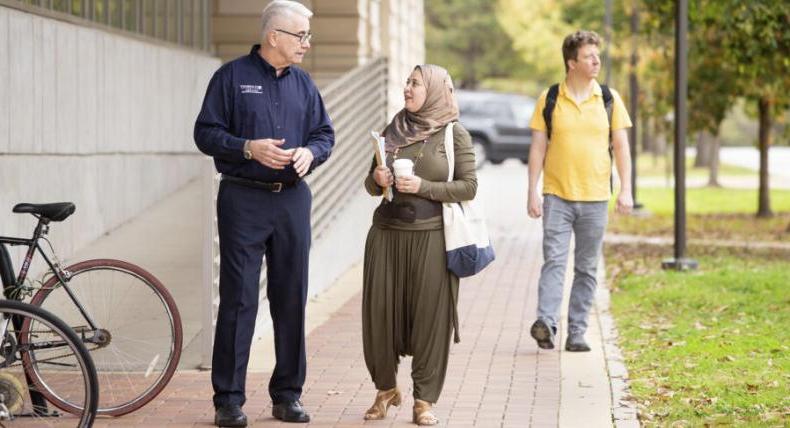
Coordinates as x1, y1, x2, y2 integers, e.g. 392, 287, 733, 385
1, 299, 98, 427
28, 259, 182, 416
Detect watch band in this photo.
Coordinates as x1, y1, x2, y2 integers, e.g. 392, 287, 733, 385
243, 140, 252, 160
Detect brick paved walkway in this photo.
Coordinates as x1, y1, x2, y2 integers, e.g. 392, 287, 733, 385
80, 224, 608, 427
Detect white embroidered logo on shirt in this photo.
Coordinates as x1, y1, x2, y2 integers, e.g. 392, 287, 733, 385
240, 85, 263, 94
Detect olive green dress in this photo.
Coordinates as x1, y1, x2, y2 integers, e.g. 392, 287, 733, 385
362, 122, 477, 403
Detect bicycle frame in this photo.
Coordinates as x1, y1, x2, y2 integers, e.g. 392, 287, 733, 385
0, 219, 99, 333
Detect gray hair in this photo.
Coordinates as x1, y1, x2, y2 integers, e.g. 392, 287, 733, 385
261, 1, 313, 35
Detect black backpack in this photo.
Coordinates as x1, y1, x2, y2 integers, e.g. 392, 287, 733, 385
541, 83, 615, 191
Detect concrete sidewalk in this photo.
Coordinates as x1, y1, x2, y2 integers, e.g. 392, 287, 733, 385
72, 162, 619, 427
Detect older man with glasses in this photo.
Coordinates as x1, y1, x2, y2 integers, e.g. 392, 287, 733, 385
194, 1, 334, 426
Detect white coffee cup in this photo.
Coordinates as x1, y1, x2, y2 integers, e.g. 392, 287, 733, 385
392, 158, 414, 178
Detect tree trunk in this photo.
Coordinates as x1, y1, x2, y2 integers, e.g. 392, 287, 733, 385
641, 113, 652, 153
694, 131, 711, 167
707, 132, 721, 187
757, 97, 773, 218
653, 117, 665, 169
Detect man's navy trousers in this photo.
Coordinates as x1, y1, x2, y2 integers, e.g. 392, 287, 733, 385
212, 178, 312, 407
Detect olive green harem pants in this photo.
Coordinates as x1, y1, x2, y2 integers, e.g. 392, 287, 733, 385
362, 225, 459, 403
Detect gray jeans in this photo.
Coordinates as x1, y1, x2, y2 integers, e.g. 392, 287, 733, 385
537, 194, 608, 335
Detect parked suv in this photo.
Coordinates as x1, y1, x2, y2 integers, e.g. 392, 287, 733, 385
457, 90, 535, 169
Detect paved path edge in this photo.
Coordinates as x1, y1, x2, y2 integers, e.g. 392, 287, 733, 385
596, 257, 641, 428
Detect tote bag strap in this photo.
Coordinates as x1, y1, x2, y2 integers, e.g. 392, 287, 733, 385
443, 122, 455, 182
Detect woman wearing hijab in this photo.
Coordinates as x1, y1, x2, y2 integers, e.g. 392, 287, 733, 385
361, 64, 477, 426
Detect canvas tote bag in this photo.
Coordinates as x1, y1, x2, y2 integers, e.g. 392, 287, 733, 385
442, 122, 495, 277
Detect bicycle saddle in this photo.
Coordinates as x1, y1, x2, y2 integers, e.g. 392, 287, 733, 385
13, 202, 76, 222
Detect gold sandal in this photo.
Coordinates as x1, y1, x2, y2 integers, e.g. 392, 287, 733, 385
364, 387, 402, 420
413, 399, 439, 426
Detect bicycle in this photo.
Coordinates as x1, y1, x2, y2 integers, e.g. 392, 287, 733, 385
0, 299, 98, 427
0, 202, 183, 416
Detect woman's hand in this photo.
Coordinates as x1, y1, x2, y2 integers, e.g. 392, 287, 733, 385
373, 165, 394, 188
395, 175, 422, 194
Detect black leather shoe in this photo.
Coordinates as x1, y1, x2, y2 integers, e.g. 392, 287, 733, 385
272, 401, 311, 423
565, 333, 591, 352
530, 319, 556, 350
215, 404, 247, 427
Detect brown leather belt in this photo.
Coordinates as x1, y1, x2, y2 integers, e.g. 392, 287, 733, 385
376, 199, 442, 223
222, 175, 299, 193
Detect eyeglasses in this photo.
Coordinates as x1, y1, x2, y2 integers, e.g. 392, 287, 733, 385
275, 29, 312, 44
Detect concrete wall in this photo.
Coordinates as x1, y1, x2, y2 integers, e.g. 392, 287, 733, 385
0, 6, 220, 265
210, 0, 424, 101
381, 0, 424, 118
212, 0, 370, 77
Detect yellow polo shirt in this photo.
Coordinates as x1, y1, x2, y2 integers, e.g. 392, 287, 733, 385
530, 81, 632, 201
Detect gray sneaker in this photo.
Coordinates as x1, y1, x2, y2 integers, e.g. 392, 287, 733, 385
530, 319, 556, 349
565, 333, 591, 352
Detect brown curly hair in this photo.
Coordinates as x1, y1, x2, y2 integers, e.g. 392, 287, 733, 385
562, 30, 601, 72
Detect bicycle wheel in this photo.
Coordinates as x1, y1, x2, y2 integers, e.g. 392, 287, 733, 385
1, 299, 98, 427
29, 259, 182, 416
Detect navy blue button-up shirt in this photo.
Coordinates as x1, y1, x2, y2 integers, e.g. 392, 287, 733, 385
194, 45, 335, 183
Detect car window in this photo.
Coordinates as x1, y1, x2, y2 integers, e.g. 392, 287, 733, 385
512, 101, 535, 127
460, 100, 513, 121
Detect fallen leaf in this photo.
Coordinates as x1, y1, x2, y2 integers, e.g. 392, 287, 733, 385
693, 321, 707, 330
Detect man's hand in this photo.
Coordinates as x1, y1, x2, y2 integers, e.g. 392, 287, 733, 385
616, 191, 634, 215
527, 191, 543, 218
292, 147, 314, 177
395, 175, 422, 194
249, 139, 293, 169
373, 165, 393, 188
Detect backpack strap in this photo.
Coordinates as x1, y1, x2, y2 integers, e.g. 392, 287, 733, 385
600, 84, 614, 140
541, 84, 560, 140
600, 84, 615, 192
443, 122, 455, 182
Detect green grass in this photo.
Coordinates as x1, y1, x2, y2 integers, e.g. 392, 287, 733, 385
608, 188, 790, 242
607, 247, 790, 425
624, 187, 790, 215
637, 155, 755, 178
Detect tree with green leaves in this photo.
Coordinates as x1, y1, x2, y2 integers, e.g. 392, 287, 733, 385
425, 0, 528, 89
639, 0, 789, 215
687, 19, 739, 187
714, 0, 790, 217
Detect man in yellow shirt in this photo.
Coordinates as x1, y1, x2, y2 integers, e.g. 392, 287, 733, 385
527, 30, 633, 352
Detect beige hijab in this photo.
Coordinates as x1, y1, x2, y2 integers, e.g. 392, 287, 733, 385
383, 64, 459, 152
